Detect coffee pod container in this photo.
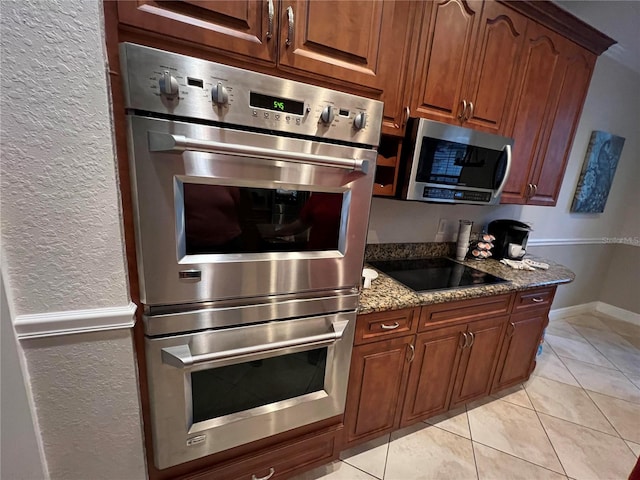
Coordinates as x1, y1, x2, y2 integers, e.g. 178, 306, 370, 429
456, 220, 473, 261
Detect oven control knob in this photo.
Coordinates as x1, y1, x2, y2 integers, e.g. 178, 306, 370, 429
354, 112, 367, 130
211, 82, 229, 106
320, 105, 335, 125
159, 71, 179, 96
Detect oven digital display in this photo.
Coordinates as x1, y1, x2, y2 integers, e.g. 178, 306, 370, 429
250, 92, 305, 115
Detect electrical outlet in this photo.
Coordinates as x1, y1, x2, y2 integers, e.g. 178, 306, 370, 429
435, 218, 448, 242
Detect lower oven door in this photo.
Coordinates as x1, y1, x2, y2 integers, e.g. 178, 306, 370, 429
127, 114, 376, 307
145, 311, 355, 469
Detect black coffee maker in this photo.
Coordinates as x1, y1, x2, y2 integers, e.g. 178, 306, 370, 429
488, 219, 532, 260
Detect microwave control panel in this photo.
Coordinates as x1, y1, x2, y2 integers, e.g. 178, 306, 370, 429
423, 187, 492, 204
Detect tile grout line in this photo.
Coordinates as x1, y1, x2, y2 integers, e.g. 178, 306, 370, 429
465, 403, 481, 480
540, 342, 582, 387
521, 381, 569, 477
338, 459, 381, 480
523, 380, 625, 439
466, 397, 569, 477
582, 390, 625, 442
381, 431, 391, 480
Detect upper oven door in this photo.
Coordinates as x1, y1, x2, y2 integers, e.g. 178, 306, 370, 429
127, 115, 376, 307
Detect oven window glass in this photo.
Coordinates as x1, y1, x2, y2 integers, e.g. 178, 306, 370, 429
182, 184, 344, 254
416, 137, 506, 189
191, 347, 328, 423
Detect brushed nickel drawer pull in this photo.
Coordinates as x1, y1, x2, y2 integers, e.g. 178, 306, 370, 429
252, 467, 275, 480
407, 343, 415, 363
508, 322, 516, 338
381, 322, 400, 330
466, 101, 475, 121
532, 297, 545, 303
468, 331, 475, 347
460, 332, 469, 348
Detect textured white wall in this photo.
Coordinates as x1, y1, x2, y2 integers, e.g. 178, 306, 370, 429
1, 272, 47, 480
0, 1, 147, 478
21, 331, 147, 480
368, 56, 640, 245
0, 0, 129, 315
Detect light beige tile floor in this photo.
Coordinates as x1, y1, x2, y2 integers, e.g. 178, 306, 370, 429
292, 311, 640, 480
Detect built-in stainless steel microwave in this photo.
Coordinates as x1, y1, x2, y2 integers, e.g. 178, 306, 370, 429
398, 118, 513, 205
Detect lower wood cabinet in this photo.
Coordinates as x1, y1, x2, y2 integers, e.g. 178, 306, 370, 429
185, 425, 340, 480
344, 335, 414, 446
345, 287, 556, 449
492, 308, 550, 391
449, 315, 508, 408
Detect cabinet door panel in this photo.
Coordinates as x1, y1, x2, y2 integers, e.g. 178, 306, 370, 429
411, 0, 482, 123
278, 0, 385, 89
451, 315, 507, 408
344, 336, 413, 446
501, 22, 563, 203
493, 310, 547, 391
117, 0, 275, 63
530, 44, 595, 205
400, 324, 466, 426
465, 2, 527, 133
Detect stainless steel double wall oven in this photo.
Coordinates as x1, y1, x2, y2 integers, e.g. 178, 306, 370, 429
120, 43, 382, 469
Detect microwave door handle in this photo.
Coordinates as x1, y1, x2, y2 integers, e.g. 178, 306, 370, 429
161, 319, 349, 368
148, 131, 370, 173
493, 144, 512, 200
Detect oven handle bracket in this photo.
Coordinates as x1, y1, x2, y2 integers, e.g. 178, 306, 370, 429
148, 131, 370, 173
161, 319, 349, 368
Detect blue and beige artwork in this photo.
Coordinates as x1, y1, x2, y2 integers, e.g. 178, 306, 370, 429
571, 131, 625, 213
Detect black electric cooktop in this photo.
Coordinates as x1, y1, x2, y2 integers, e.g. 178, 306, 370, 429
368, 257, 508, 293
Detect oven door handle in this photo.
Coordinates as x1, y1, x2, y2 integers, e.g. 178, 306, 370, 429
148, 131, 370, 173
161, 319, 349, 368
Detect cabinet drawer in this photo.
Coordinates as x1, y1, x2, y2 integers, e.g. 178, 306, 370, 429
513, 287, 556, 312
419, 294, 513, 332
355, 308, 418, 345
189, 427, 339, 480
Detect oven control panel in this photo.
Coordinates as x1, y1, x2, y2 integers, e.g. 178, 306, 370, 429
120, 43, 383, 147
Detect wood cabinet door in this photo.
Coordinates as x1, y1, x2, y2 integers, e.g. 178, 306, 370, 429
528, 41, 596, 206
278, 0, 392, 90
410, 0, 483, 124
463, 1, 527, 134
492, 310, 547, 392
343, 336, 413, 447
400, 324, 466, 427
500, 22, 564, 204
450, 315, 507, 408
117, 0, 277, 63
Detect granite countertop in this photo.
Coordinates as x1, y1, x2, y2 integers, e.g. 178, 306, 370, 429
359, 243, 575, 315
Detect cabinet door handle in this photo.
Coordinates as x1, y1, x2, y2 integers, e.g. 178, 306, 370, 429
266, 0, 274, 40
407, 343, 415, 363
402, 106, 410, 127
468, 331, 475, 347
526, 183, 533, 198
531, 183, 538, 197
508, 322, 516, 338
532, 297, 545, 303
285, 6, 294, 47
460, 332, 469, 348
458, 99, 467, 120
252, 468, 275, 480
381, 322, 400, 330
466, 101, 474, 121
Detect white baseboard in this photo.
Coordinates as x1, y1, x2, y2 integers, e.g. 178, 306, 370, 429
594, 302, 640, 326
548, 302, 598, 321
549, 301, 640, 326
14, 302, 137, 340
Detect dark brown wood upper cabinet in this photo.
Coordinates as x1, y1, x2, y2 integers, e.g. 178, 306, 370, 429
501, 21, 596, 205
278, 0, 415, 135
409, 0, 526, 134
117, 0, 277, 64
